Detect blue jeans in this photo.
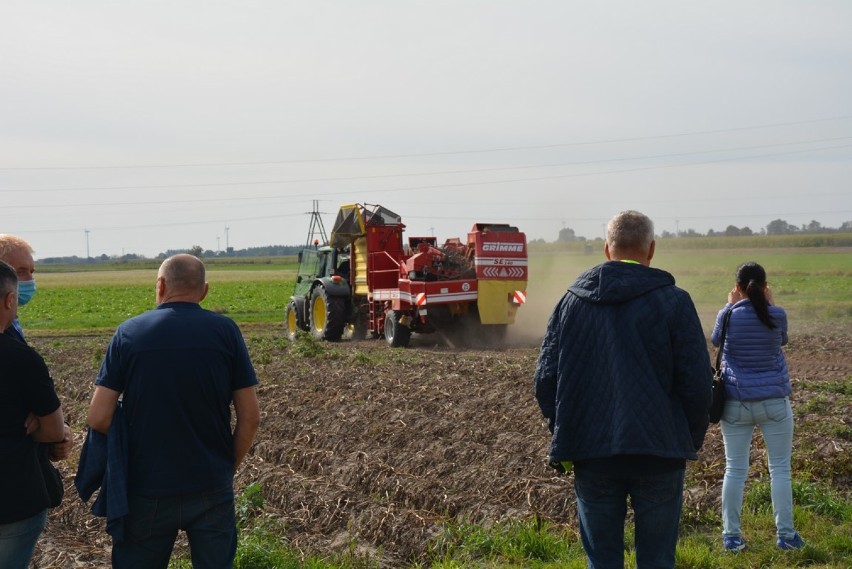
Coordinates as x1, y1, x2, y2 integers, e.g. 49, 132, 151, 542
574, 468, 685, 569
112, 486, 237, 569
721, 397, 795, 540
0, 509, 47, 569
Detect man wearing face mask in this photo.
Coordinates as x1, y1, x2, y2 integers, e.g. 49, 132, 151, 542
0, 235, 72, 463
0, 235, 38, 343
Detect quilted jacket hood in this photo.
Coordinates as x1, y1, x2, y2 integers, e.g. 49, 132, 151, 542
569, 260, 676, 305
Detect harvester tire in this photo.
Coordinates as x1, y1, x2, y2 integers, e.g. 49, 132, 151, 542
384, 310, 411, 348
310, 287, 346, 341
484, 324, 508, 348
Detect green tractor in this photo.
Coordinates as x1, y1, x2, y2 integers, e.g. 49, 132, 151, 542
284, 245, 353, 341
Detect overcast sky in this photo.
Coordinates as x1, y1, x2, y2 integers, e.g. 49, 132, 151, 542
2, 1, 851, 259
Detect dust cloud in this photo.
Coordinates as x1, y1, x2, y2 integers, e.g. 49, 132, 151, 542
508, 251, 596, 347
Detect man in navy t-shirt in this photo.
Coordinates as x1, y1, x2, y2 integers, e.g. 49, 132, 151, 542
87, 254, 260, 569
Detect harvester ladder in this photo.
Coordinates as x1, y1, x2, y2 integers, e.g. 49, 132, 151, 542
368, 299, 385, 336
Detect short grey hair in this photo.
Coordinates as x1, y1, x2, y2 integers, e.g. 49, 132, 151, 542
606, 210, 654, 253
158, 254, 206, 294
0, 260, 18, 297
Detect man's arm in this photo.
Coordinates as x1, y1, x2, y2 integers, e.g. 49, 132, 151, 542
232, 386, 260, 469
87, 385, 121, 434
534, 302, 563, 432
29, 408, 65, 443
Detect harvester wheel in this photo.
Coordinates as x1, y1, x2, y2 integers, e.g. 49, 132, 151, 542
384, 310, 411, 348
352, 314, 369, 341
484, 324, 508, 348
310, 287, 346, 341
284, 301, 302, 340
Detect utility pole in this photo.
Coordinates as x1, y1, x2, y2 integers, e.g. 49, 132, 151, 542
217, 235, 220, 253
84, 229, 90, 260
305, 200, 328, 247
224, 225, 230, 253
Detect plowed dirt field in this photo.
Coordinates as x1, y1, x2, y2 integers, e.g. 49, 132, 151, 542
28, 327, 852, 568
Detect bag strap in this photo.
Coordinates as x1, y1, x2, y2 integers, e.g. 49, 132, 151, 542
714, 308, 733, 371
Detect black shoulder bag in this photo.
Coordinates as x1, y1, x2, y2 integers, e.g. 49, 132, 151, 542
709, 309, 733, 424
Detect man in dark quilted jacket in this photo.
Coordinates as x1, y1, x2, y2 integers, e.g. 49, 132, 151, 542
534, 210, 711, 569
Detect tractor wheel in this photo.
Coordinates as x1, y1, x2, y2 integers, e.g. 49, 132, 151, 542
284, 301, 300, 340
384, 310, 411, 348
285, 300, 308, 338
310, 287, 346, 341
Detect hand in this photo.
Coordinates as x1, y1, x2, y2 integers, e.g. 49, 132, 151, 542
727, 286, 744, 304
24, 412, 40, 435
49, 424, 73, 461
765, 286, 774, 305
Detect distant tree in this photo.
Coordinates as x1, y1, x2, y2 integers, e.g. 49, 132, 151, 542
724, 225, 741, 237
740, 226, 753, 236
805, 220, 823, 233
766, 219, 797, 235
660, 230, 675, 239
557, 227, 577, 242
707, 229, 716, 237
189, 245, 204, 257
841, 220, 852, 232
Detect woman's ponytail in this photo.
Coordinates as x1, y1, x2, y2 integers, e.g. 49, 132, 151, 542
737, 262, 776, 329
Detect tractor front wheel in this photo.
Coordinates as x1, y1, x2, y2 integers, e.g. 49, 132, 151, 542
310, 287, 346, 341
284, 301, 299, 340
384, 310, 411, 348
284, 300, 307, 340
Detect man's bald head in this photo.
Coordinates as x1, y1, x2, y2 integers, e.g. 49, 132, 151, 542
157, 254, 208, 304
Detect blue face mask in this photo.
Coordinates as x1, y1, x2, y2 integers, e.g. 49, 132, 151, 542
18, 280, 36, 306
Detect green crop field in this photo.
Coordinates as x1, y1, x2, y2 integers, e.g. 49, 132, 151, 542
20, 247, 852, 334
24, 261, 299, 331
527, 247, 852, 336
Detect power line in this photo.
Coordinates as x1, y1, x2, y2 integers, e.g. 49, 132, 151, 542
2, 142, 851, 211
2, 115, 851, 171
2, 137, 850, 197
11, 209, 852, 236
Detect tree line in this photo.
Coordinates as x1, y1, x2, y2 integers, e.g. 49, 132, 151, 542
554, 218, 852, 242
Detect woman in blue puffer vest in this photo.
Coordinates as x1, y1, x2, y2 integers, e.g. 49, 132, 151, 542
711, 261, 804, 553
